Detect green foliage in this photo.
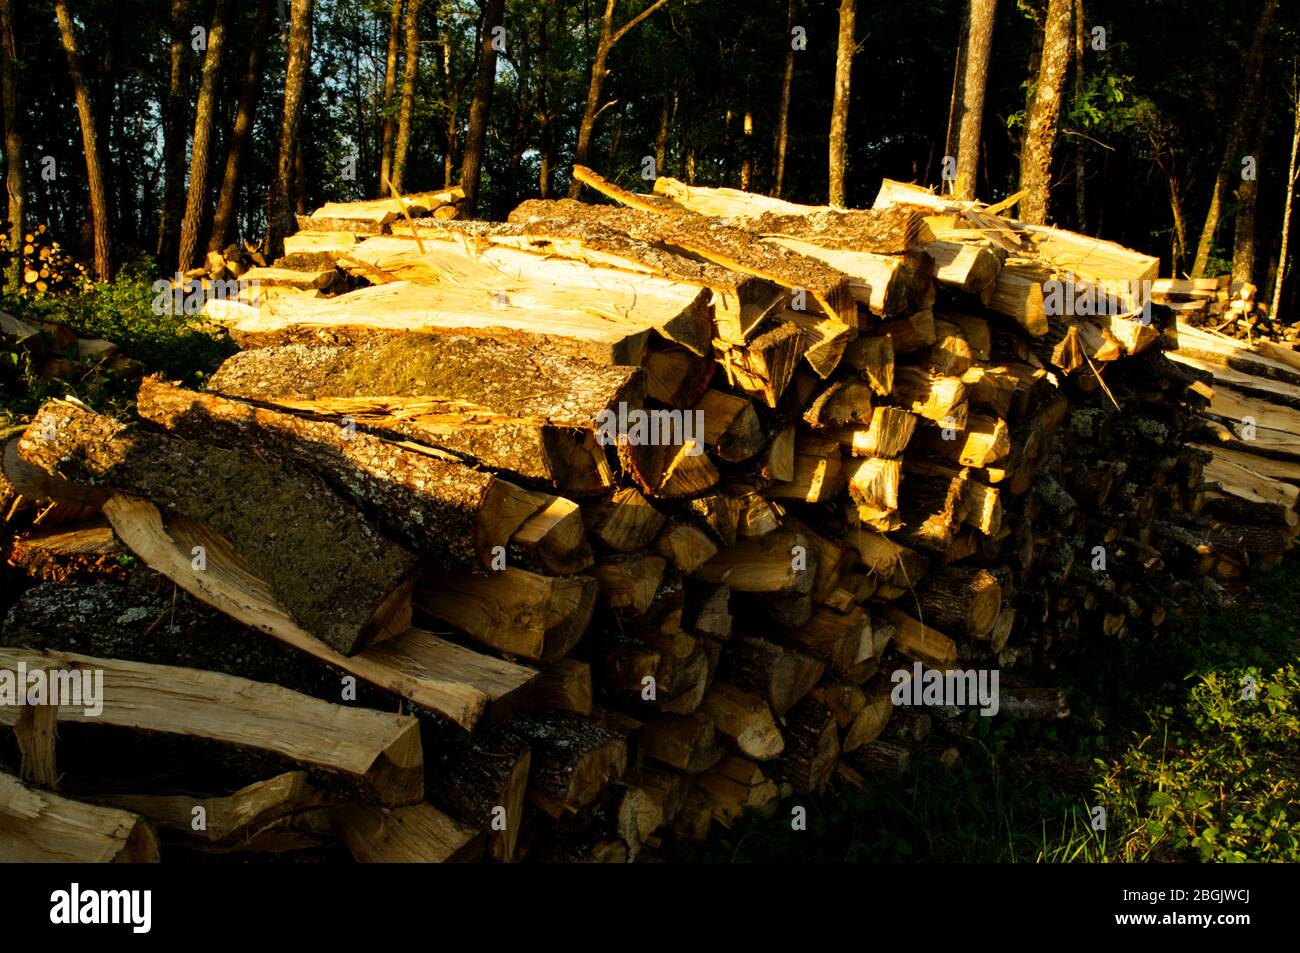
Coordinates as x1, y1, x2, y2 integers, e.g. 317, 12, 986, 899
1, 270, 234, 425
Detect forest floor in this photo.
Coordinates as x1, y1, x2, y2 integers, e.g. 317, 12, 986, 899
2, 279, 1298, 863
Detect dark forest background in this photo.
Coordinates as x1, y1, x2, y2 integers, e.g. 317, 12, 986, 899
4, 0, 1300, 311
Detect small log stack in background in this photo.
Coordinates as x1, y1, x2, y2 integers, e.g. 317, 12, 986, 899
1, 170, 1296, 863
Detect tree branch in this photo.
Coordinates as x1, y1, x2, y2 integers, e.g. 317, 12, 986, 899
612, 0, 668, 46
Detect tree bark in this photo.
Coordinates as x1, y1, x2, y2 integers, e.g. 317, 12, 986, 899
177, 0, 235, 271
568, 0, 669, 198
0, 0, 22, 291
1191, 0, 1278, 277
1072, 0, 1086, 231
378, 0, 405, 194
266, 0, 314, 262
954, 0, 996, 201
1270, 82, 1300, 322
772, 0, 797, 197
391, 0, 421, 194
157, 0, 191, 265
460, 0, 506, 215
208, 0, 275, 253
827, 0, 856, 207
1017, 0, 1071, 224
53, 0, 112, 281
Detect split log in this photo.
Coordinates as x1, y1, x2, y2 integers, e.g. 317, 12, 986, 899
0, 772, 160, 862
20, 400, 417, 656
425, 724, 532, 863
502, 712, 627, 818
700, 681, 785, 760
99, 497, 537, 730
334, 803, 483, 863
0, 648, 424, 804
138, 377, 548, 571
415, 567, 596, 663
717, 637, 824, 716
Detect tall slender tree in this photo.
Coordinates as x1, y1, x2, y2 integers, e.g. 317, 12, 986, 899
569, 0, 669, 197
954, 0, 996, 201
378, 0, 405, 194
0, 0, 22, 290
208, 0, 276, 253
266, 0, 314, 260
828, 0, 856, 206
1191, 0, 1278, 277
1017, 0, 1071, 224
391, 0, 422, 193
1271, 75, 1300, 321
772, 0, 797, 197
53, 0, 112, 281
157, 0, 191, 264
178, 0, 235, 271
460, 0, 506, 214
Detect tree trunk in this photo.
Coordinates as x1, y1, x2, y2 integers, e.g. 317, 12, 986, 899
943, 1, 969, 178
1191, 0, 1278, 277
655, 93, 671, 177
568, 0, 668, 197
1072, 0, 1086, 231
1017, 0, 1071, 224
772, 0, 796, 198
391, 0, 421, 194
954, 0, 996, 201
208, 0, 275, 253
460, 0, 505, 215
177, 0, 234, 272
1270, 83, 1300, 321
378, 0, 404, 194
442, 30, 459, 189
157, 0, 191, 265
827, 0, 856, 207
265, 0, 314, 261
1233, 100, 1270, 288
53, 0, 112, 281
0, 0, 22, 291
740, 112, 754, 191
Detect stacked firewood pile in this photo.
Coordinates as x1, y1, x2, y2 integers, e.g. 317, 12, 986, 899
1154, 275, 1300, 344
2, 169, 1296, 863
0, 223, 94, 297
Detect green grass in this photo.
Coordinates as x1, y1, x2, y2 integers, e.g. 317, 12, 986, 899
698, 561, 1300, 863
1, 269, 233, 426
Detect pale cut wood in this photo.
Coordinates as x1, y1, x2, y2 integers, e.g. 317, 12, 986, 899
334, 803, 483, 862
341, 234, 713, 356
0, 647, 424, 804
0, 772, 159, 862
101, 496, 538, 730
205, 275, 703, 366
700, 681, 785, 760
309, 187, 463, 225
97, 772, 322, 848
881, 606, 958, 669
695, 529, 814, 593
415, 566, 596, 662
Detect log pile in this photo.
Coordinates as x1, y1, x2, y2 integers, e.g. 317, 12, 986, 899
0, 223, 94, 297
1155, 276, 1300, 344
2, 173, 1296, 863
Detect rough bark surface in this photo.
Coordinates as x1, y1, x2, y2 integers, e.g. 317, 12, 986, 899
17, 400, 416, 656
